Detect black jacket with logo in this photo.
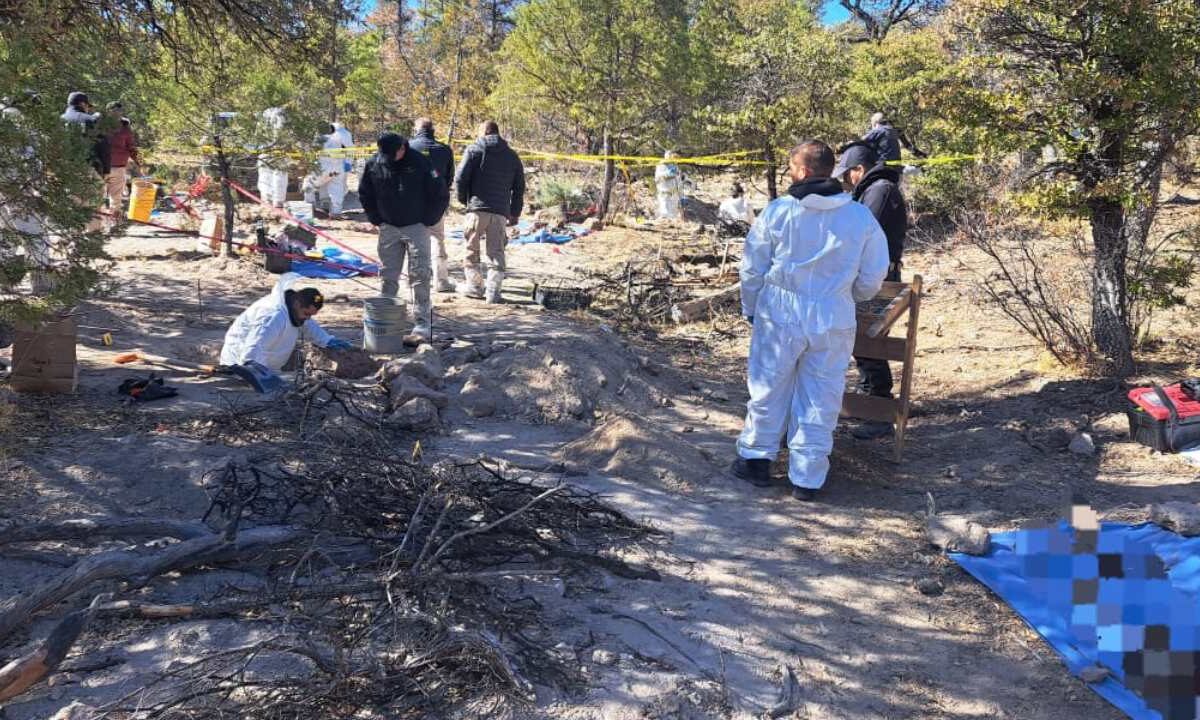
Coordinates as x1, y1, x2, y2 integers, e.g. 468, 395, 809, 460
454, 134, 525, 217
852, 163, 907, 265
358, 134, 449, 228
408, 130, 454, 194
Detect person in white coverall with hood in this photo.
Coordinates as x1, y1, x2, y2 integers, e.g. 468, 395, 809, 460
220, 273, 352, 392
731, 141, 889, 501
256, 107, 289, 208
313, 122, 351, 217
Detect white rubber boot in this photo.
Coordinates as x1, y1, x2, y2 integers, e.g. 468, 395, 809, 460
404, 304, 432, 345
458, 265, 485, 299
434, 256, 455, 293
484, 269, 504, 304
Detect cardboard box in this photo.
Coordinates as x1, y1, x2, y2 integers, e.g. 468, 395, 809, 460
198, 214, 224, 255
10, 314, 78, 394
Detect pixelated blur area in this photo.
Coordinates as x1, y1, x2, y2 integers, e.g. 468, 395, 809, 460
953, 506, 1200, 720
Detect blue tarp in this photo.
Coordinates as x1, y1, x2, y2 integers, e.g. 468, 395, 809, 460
951, 521, 1200, 720
291, 247, 380, 279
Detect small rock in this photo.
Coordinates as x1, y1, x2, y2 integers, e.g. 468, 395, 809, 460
388, 375, 449, 410
458, 371, 503, 418
309, 345, 381, 379
592, 649, 618, 666
1079, 665, 1111, 683
50, 703, 97, 720
916, 577, 944, 596
1068, 432, 1096, 456
927, 514, 991, 555
442, 340, 481, 368
681, 425, 694, 433
379, 346, 444, 389
710, 389, 730, 402
385, 397, 440, 431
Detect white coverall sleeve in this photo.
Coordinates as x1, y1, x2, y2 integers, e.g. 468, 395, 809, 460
238, 310, 290, 368
739, 212, 774, 318
852, 219, 891, 303
301, 319, 334, 347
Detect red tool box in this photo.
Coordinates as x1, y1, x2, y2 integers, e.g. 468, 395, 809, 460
1126, 383, 1200, 452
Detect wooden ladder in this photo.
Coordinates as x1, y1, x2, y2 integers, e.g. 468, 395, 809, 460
840, 275, 923, 461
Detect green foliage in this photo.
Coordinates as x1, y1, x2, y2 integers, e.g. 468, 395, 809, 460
692, 0, 845, 193
535, 177, 589, 214
844, 27, 976, 154
494, 0, 691, 150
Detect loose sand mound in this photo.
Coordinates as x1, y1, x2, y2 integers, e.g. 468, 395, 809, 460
557, 412, 716, 490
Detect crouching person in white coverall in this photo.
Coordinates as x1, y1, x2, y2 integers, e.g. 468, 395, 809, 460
732, 141, 889, 502
219, 273, 353, 393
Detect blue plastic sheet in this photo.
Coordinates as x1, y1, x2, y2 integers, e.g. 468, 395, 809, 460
291, 247, 380, 279
951, 521, 1200, 720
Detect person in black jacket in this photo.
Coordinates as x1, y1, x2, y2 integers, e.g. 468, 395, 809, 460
453, 120, 525, 303
833, 141, 909, 439
358, 132, 450, 342
408, 118, 456, 293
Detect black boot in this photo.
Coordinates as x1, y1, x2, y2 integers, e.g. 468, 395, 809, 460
791, 486, 818, 502
730, 457, 771, 487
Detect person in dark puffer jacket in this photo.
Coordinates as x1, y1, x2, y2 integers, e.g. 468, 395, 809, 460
453, 120, 525, 303
358, 132, 449, 342
833, 141, 909, 440
408, 118, 456, 293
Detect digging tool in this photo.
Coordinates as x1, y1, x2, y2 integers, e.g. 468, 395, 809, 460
112, 351, 217, 375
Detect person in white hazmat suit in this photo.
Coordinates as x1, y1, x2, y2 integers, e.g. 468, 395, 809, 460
732, 141, 889, 501
654, 151, 683, 220
219, 273, 353, 392
256, 107, 289, 208
315, 122, 351, 217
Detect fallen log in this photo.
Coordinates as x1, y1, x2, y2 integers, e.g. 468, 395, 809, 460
0, 518, 213, 546
0, 604, 93, 702
0, 525, 306, 644
670, 283, 741, 324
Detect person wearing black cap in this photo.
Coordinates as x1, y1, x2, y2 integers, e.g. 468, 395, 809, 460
358, 132, 450, 342
219, 272, 353, 392
833, 141, 909, 439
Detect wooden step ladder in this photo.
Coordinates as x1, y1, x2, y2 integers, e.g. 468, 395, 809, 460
840, 275, 923, 461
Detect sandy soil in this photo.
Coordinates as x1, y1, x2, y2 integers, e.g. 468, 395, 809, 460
0, 180, 1197, 719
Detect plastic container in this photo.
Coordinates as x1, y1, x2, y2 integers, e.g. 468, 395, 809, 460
1126, 384, 1200, 452
126, 179, 157, 223
362, 297, 408, 354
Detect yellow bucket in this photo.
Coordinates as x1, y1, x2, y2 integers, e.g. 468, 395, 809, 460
126, 179, 157, 223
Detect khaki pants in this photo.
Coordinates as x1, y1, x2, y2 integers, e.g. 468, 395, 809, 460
104, 166, 127, 211
378, 222, 430, 309
463, 211, 507, 274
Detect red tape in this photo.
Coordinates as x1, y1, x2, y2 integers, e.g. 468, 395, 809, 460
224, 179, 381, 266
124, 215, 380, 277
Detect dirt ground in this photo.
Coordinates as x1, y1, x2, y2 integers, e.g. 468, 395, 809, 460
0, 177, 1197, 719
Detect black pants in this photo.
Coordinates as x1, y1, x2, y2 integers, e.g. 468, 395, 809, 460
855, 263, 901, 398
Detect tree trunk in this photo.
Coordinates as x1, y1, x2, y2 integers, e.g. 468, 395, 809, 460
764, 143, 777, 200
1089, 200, 1134, 376
599, 128, 615, 218
214, 143, 236, 258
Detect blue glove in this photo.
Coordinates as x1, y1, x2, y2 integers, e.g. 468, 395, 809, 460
327, 338, 354, 350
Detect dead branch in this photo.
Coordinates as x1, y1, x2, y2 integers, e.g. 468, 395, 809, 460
0, 525, 307, 643
0, 517, 213, 546
0, 602, 95, 702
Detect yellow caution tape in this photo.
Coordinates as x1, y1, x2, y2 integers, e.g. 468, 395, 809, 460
147, 142, 979, 172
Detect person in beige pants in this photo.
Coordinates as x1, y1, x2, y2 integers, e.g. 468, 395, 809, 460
453, 121, 525, 303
